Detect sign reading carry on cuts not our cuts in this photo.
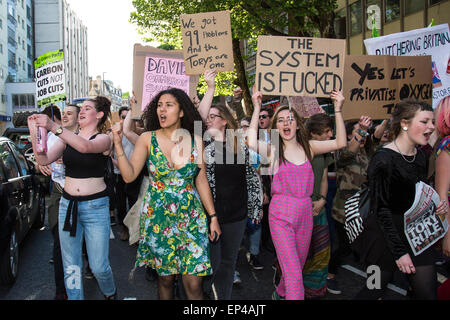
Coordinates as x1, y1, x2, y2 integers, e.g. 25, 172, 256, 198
343, 55, 432, 120
180, 10, 234, 75
364, 23, 450, 108
255, 36, 346, 97
34, 49, 66, 109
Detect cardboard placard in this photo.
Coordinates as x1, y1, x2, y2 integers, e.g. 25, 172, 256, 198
343, 55, 432, 120
110, 111, 120, 124
255, 36, 346, 97
35, 49, 66, 109
364, 24, 450, 108
287, 96, 324, 117
132, 44, 199, 119
180, 10, 234, 75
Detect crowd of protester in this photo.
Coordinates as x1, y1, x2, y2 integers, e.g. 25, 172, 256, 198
27, 69, 450, 301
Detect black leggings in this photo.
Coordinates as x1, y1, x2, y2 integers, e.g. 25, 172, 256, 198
354, 264, 437, 300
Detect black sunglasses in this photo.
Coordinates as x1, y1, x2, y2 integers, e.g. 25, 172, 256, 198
259, 115, 269, 119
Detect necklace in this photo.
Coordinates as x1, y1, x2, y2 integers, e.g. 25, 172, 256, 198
393, 139, 416, 163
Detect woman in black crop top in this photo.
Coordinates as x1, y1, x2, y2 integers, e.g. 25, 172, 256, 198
355, 99, 448, 300
28, 96, 117, 300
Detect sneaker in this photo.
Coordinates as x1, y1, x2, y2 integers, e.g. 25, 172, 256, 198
233, 271, 242, 285
272, 290, 285, 300
326, 278, 342, 295
85, 266, 94, 280
104, 290, 117, 300
249, 254, 264, 270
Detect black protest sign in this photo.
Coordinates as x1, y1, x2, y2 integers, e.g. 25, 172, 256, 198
255, 36, 346, 97
343, 55, 432, 120
180, 10, 234, 75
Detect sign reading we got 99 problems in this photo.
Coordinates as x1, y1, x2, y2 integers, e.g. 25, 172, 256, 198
180, 10, 234, 75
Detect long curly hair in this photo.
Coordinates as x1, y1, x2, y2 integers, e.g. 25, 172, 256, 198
141, 88, 206, 139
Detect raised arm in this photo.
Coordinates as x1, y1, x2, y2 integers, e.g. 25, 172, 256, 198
123, 107, 140, 145
309, 90, 347, 157
32, 114, 111, 154
197, 69, 218, 121
112, 123, 149, 183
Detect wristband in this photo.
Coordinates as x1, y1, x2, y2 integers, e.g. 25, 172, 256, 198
319, 195, 327, 202
117, 152, 125, 158
209, 213, 217, 219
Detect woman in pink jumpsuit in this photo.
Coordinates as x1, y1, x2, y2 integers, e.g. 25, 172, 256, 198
248, 90, 347, 300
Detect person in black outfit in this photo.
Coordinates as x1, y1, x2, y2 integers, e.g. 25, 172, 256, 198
354, 99, 448, 300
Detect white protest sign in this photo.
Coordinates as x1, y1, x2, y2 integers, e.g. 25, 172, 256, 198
34, 50, 66, 109
364, 24, 450, 108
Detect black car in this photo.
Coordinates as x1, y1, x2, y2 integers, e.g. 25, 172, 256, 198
2, 128, 34, 165
0, 137, 45, 285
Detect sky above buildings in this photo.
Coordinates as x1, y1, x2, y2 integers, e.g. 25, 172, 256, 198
66, 0, 157, 94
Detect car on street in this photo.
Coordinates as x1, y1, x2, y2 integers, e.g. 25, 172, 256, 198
0, 137, 46, 285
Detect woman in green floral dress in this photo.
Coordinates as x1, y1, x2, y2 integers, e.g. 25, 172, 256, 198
112, 88, 221, 300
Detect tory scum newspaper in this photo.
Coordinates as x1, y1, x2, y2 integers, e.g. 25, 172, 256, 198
404, 181, 448, 256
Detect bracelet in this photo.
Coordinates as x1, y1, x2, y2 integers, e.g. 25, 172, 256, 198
319, 195, 327, 202
358, 128, 369, 137
117, 152, 125, 158
209, 213, 217, 219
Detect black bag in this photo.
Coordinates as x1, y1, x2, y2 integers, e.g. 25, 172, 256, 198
344, 186, 371, 243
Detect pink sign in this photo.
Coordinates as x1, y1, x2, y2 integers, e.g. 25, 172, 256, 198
287, 96, 324, 117
142, 56, 190, 111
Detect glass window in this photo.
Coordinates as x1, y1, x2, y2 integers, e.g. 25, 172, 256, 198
350, 1, 362, 36
12, 94, 19, 108
386, 0, 400, 22
366, 0, 381, 31
405, 0, 425, 15
9, 143, 30, 176
0, 143, 20, 179
334, 8, 347, 39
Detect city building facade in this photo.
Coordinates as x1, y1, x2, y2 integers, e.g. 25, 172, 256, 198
334, 0, 450, 54
88, 75, 124, 113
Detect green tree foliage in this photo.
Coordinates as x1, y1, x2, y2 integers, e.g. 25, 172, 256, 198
130, 0, 337, 115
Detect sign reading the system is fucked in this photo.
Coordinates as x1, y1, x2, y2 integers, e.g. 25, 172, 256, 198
255, 36, 346, 97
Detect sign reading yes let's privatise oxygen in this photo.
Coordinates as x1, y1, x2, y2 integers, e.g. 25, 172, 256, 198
34, 49, 66, 108
342, 55, 432, 120
255, 36, 346, 97
180, 10, 234, 75
364, 24, 450, 108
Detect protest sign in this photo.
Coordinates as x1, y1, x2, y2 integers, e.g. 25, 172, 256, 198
404, 181, 448, 256
255, 36, 346, 97
34, 49, 66, 109
364, 24, 450, 108
342, 55, 432, 120
180, 10, 234, 75
287, 96, 324, 117
132, 44, 199, 119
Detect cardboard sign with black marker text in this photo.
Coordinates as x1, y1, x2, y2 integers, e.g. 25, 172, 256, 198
132, 44, 199, 119
255, 36, 346, 97
180, 10, 234, 75
342, 55, 432, 120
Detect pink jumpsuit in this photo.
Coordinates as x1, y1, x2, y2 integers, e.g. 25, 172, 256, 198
269, 159, 314, 300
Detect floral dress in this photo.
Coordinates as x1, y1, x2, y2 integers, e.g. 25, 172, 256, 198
136, 131, 212, 276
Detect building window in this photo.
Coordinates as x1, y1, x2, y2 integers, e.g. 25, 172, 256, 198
334, 8, 347, 39
0, 18, 2, 29
350, 0, 362, 36
385, 0, 400, 22
405, 0, 425, 15
0, 44, 2, 54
